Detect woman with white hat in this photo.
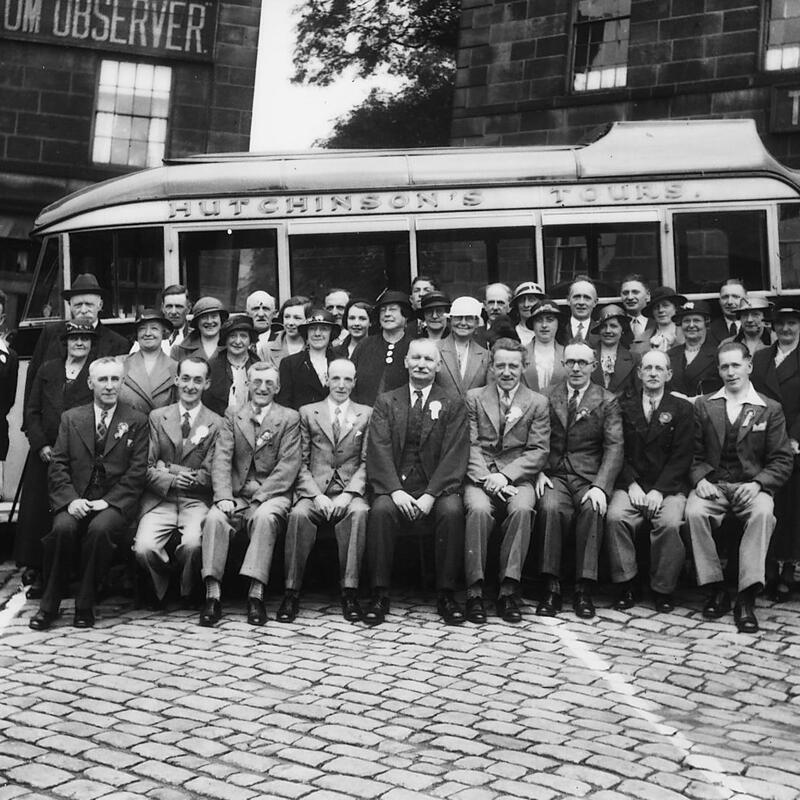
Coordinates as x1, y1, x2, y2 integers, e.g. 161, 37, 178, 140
510, 281, 545, 346
436, 296, 490, 398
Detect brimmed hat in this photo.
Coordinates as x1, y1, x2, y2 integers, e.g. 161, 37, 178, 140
673, 300, 713, 321
512, 281, 545, 302
644, 286, 687, 316
299, 309, 341, 339
449, 296, 484, 318
220, 314, 256, 343
61, 322, 97, 341
773, 297, 800, 320
590, 304, 631, 335
135, 307, 172, 332
375, 290, 413, 316
525, 298, 563, 329
190, 297, 229, 329
416, 291, 451, 319
62, 273, 105, 300
735, 296, 773, 316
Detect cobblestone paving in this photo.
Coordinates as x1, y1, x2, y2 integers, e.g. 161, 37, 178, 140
1, 568, 800, 800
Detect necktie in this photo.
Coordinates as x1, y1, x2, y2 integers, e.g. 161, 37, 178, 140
96, 410, 108, 444
499, 390, 511, 436
645, 398, 656, 423
576, 322, 585, 341
729, 321, 737, 337
632, 318, 640, 336
181, 411, 191, 439
169, 329, 178, 345
332, 406, 342, 443
567, 388, 579, 426
413, 389, 423, 411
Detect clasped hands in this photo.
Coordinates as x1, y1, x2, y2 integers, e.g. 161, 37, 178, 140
695, 477, 760, 512
477, 472, 518, 501
627, 483, 663, 519
391, 490, 435, 521
68, 498, 109, 519
313, 492, 353, 522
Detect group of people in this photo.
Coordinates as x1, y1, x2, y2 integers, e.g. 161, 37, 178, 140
6, 271, 800, 636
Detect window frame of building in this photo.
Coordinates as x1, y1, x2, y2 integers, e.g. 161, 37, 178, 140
569, 0, 631, 94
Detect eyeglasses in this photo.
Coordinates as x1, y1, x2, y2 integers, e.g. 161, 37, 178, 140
563, 359, 593, 369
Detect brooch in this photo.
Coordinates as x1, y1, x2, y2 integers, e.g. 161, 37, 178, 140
658, 412, 672, 425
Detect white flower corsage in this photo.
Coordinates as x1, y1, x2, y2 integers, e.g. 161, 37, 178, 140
190, 425, 210, 446
743, 409, 755, 428
429, 400, 442, 420
505, 406, 523, 425
575, 408, 589, 423
114, 422, 130, 440
658, 412, 672, 425
256, 430, 273, 447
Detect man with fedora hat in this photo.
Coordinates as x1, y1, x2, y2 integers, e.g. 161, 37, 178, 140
351, 291, 416, 406
418, 291, 451, 342
436, 296, 490, 398
171, 296, 229, 362
668, 301, 723, 399
202, 315, 258, 417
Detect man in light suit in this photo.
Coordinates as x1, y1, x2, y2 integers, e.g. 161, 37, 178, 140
199, 362, 301, 627
134, 357, 223, 607
364, 338, 470, 626
464, 338, 550, 623
436, 296, 491, 398
686, 341, 793, 633
534, 342, 623, 618
29, 357, 149, 630
280, 358, 371, 622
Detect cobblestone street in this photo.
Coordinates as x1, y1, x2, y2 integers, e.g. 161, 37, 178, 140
1, 566, 799, 800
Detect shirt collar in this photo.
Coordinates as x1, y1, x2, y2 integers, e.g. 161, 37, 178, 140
409, 383, 434, 406
328, 398, 350, 420
251, 402, 270, 423
94, 403, 116, 421
709, 383, 766, 407
497, 383, 521, 404
178, 403, 201, 425
567, 382, 590, 406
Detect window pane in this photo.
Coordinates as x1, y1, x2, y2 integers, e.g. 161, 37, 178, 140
673, 211, 768, 293
180, 229, 279, 312
573, 0, 630, 92
543, 222, 660, 296
766, 1, 800, 70
779, 203, 800, 289
290, 232, 410, 304
135, 62, 155, 90
24, 237, 62, 322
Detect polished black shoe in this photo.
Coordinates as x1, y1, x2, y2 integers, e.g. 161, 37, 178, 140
734, 600, 759, 633
73, 608, 95, 628
198, 599, 222, 627
26, 578, 44, 600
536, 591, 562, 617
341, 593, 362, 622
765, 579, 791, 603
29, 610, 56, 631
363, 596, 389, 626
276, 593, 299, 623
437, 595, 465, 625
702, 589, 731, 620
496, 594, 523, 623
573, 590, 595, 619
21, 568, 39, 586
653, 592, 675, 613
613, 587, 636, 611
465, 596, 487, 624
247, 597, 267, 626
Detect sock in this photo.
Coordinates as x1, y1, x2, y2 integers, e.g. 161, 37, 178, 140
205, 578, 221, 600
466, 580, 483, 600
249, 580, 264, 600
498, 578, 518, 598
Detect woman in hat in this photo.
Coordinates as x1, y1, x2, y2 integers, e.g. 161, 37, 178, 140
510, 281, 545, 346
171, 296, 229, 362
15, 323, 96, 597
590, 304, 638, 398
522, 298, 565, 392
119, 309, 177, 415
727, 297, 776, 355
668, 301, 722, 398
277, 310, 341, 410
202, 315, 258, 417
257, 295, 312, 368
418, 291, 451, 342
645, 286, 686, 352
334, 299, 373, 358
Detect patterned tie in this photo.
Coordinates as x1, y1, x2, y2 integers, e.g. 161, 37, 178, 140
499, 390, 511, 436
576, 322, 585, 341
567, 388, 579, 426
332, 406, 342, 444
96, 410, 108, 445
181, 411, 191, 439
645, 398, 656, 423
413, 389, 423, 411
729, 321, 737, 337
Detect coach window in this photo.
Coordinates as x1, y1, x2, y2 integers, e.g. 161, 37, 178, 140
571, 0, 631, 92
673, 211, 768, 294
779, 203, 800, 289
180, 229, 278, 313
765, 1, 800, 71
416, 228, 536, 300
23, 236, 61, 322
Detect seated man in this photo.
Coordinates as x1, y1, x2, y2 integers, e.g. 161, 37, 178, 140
199, 362, 301, 627
134, 357, 223, 607
534, 342, 623, 618
606, 349, 694, 613
464, 338, 550, 623
30, 357, 148, 630
686, 341, 793, 632
280, 358, 371, 622
364, 338, 469, 626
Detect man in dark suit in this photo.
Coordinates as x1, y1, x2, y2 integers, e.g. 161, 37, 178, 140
29, 357, 149, 630
464, 339, 550, 623
534, 342, 623, 618
556, 278, 600, 347
668, 300, 722, 398
620, 274, 656, 355
686, 342, 793, 633
606, 349, 694, 613
707, 278, 748, 346
364, 338, 470, 625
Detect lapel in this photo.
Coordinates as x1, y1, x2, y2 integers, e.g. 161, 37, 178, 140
440, 341, 462, 388
419, 386, 441, 448
764, 345, 782, 399
503, 385, 531, 439
75, 404, 96, 456
339, 404, 365, 445
706, 397, 727, 447
125, 353, 153, 399
614, 349, 634, 385
182, 405, 213, 458
550, 383, 569, 431
644, 394, 672, 442
737, 403, 766, 443
462, 341, 486, 389
393, 391, 410, 454
313, 402, 336, 445
303, 353, 325, 393
102, 405, 128, 457
686, 347, 715, 380
163, 404, 183, 452
255, 404, 279, 451
236, 407, 257, 451
480, 385, 502, 435
148, 352, 174, 395
576, 383, 603, 423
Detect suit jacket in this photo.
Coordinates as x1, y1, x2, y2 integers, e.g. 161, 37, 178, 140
211, 402, 301, 504
617, 391, 694, 495
140, 402, 224, 516
295, 400, 371, 500
435, 338, 490, 398
366, 384, 469, 498
522, 341, 566, 392
591, 346, 639, 399
556, 319, 600, 348
25, 357, 93, 453
257, 331, 294, 370
276, 349, 335, 410
0, 344, 19, 460
202, 351, 258, 417
752, 344, 800, 442
707, 316, 737, 346
48, 401, 148, 519
690, 390, 793, 494
466, 384, 549, 485
668, 343, 722, 397
170, 331, 219, 362
119, 350, 177, 415
544, 380, 624, 495
628, 317, 658, 356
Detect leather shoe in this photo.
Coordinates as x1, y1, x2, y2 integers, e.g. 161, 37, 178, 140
437, 595, 465, 625
247, 597, 267, 626
363, 596, 389, 626
26, 578, 44, 600
29, 610, 56, 631
734, 600, 759, 633
536, 591, 562, 617
653, 592, 675, 613
341, 593, 362, 622
702, 589, 731, 619
73, 608, 95, 628
573, 590, 595, 619
613, 587, 636, 611
465, 596, 487, 624
198, 599, 222, 627
496, 594, 523, 623
276, 593, 299, 623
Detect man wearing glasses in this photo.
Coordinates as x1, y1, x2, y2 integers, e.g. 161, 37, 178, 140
534, 341, 623, 618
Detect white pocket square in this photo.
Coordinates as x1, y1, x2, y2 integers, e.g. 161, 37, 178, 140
751, 422, 766, 432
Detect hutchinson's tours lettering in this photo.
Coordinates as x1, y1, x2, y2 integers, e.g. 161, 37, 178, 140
0, 0, 217, 60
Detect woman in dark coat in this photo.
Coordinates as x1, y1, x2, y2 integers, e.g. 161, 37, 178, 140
202, 315, 258, 417
590, 304, 639, 399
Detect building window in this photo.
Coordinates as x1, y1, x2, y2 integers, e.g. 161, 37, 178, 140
765, 1, 800, 71
92, 60, 171, 168
572, 0, 631, 92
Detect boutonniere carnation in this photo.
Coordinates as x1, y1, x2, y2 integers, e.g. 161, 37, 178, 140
575, 408, 589, 423
505, 405, 523, 425
429, 400, 442, 420
743, 409, 755, 428
256, 429, 273, 447
190, 425, 210, 445
114, 422, 130, 440
658, 412, 672, 425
